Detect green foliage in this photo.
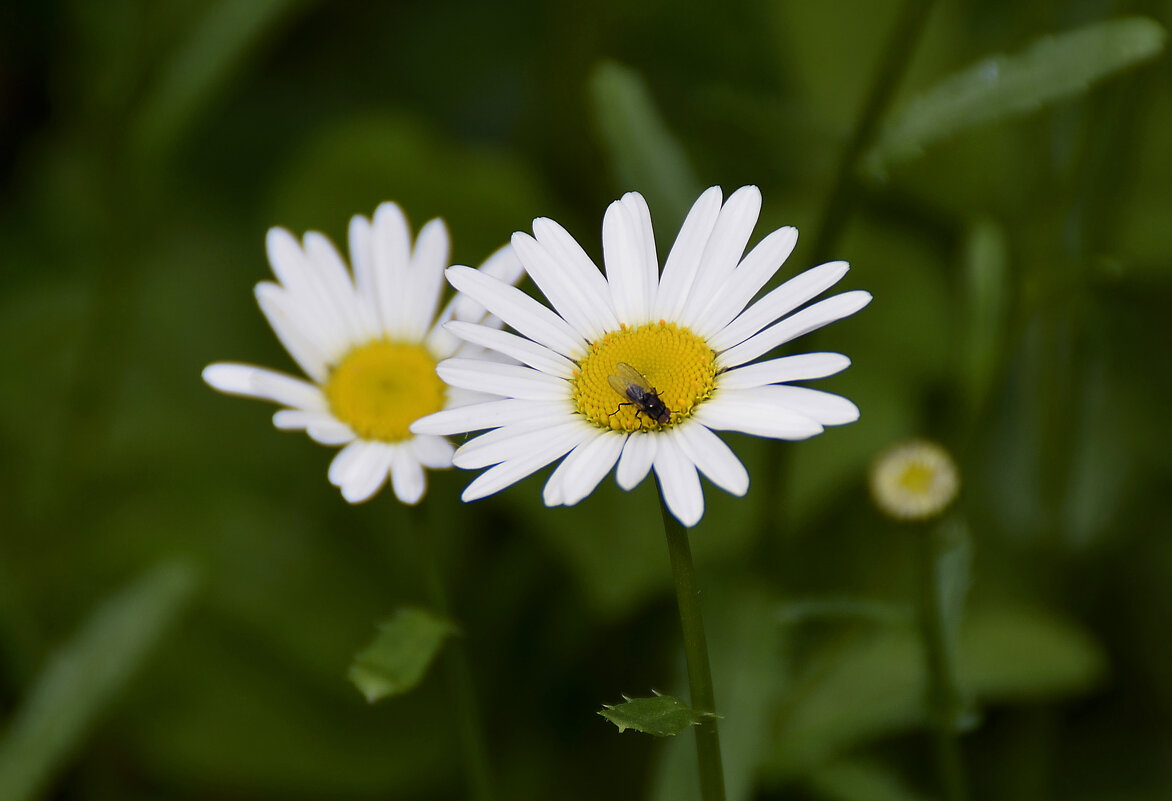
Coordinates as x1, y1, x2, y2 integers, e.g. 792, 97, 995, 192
600, 693, 714, 737
0, 562, 198, 801
764, 605, 1107, 782
349, 608, 458, 703
805, 758, 928, 801
589, 61, 703, 235
866, 16, 1167, 172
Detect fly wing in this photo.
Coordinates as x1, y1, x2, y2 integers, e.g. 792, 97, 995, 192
607, 372, 637, 401
608, 362, 650, 402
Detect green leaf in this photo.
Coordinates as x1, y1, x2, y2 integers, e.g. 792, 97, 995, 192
131, 0, 309, 162
0, 561, 199, 801
866, 17, 1167, 172
777, 597, 913, 627
959, 218, 1010, 416
764, 605, 1106, 781
588, 61, 703, 234
599, 693, 714, 737
348, 608, 458, 703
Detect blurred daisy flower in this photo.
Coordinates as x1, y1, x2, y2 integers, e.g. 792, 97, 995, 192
411, 186, 871, 526
870, 439, 960, 521
203, 203, 522, 504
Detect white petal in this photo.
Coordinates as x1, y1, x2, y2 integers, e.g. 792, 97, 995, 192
512, 231, 615, 340
454, 418, 587, 469
692, 226, 798, 339
678, 186, 762, 329
307, 420, 357, 445
445, 321, 577, 379
616, 432, 658, 490
411, 398, 574, 435
390, 447, 427, 505
446, 265, 586, 359
750, 385, 860, 425
410, 434, 455, 469
202, 363, 327, 410
693, 390, 824, 440
708, 261, 851, 353
372, 202, 412, 338
551, 429, 625, 506
532, 217, 619, 328
675, 421, 748, 496
437, 358, 570, 401
328, 440, 366, 486
302, 231, 365, 344
340, 442, 395, 503
265, 228, 317, 299
717, 353, 851, 390
253, 285, 331, 382
652, 430, 705, 527
346, 214, 382, 339
717, 290, 873, 369
461, 425, 591, 502
448, 244, 525, 323
602, 193, 657, 324
654, 187, 723, 320
271, 410, 355, 445
405, 218, 450, 340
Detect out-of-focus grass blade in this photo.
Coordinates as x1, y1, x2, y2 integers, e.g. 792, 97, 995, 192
599, 693, 713, 737
932, 520, 976, 730
865, 17, 1166, 172
348, 608, 457, 703
588, 61, 702, 234
0, 561, 199, 801
131, 0, 309, 162
806, 758, 928, 801
959, 219, 1009, 417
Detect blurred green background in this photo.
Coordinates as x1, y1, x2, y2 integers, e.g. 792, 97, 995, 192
2, 1, 1170, 799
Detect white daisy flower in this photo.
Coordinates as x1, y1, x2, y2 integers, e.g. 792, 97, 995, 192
203, 202, 522, 505
410, 186, 872, 526
870, 439, 960, 521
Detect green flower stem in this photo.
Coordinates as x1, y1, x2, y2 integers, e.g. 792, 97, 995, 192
808, 0, 937, 264
915, 523, 968, 801
658, 491, 726, 801
756, 0, 937, 544
407, 506, 494, 801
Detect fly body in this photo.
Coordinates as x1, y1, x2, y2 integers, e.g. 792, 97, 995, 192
607, 362, 673, 425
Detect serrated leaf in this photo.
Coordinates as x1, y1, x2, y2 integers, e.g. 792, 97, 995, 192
0, 561, 199, 801
588, 60, 702, 235
348, 608, 458, 703
866, 16, 1166, 171
600, 693, 714, 737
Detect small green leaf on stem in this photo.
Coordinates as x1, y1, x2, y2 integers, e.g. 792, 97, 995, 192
600, 692, 716, 738
348, 607, 458, 703
866, 16, 1166, 172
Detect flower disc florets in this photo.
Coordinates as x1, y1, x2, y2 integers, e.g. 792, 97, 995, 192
572, 321, 717, 432
324, 341, 446, 442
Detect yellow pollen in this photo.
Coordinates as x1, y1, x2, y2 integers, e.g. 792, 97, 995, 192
897, 463, 935, 495
571, 321, 716, 432
324, 341, 444, 442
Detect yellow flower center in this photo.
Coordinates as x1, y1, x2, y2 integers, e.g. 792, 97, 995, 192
571, 321, 717, 432
897, 463, 935, 495
324, 341, 445, 442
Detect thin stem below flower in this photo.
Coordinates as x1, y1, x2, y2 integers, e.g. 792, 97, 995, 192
915, 523, 968, 801
406, 505, 494, 801
658, 490, 726, 801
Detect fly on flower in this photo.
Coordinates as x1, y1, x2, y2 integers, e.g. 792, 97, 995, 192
411, 185, 871, 526
607, 362, 673, 425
